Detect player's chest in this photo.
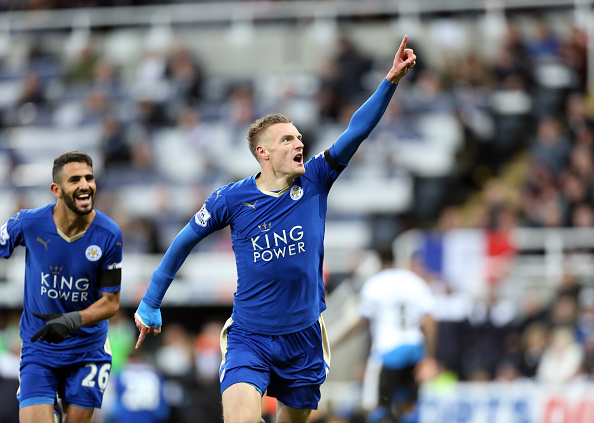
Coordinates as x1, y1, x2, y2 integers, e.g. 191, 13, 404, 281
27, 231, 103, 268
232, 187, 321, 239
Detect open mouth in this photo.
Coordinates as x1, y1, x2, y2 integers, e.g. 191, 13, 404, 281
75, 192, 92, 205
294, 153, 303, 164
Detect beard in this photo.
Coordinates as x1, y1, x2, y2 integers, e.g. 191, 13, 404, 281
62, 189, 94, 215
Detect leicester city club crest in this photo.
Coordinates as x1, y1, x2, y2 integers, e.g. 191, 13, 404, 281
290, 185, 303, 201
85, 245, 102, 261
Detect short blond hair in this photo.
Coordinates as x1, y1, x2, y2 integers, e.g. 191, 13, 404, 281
247, 113, 292, 160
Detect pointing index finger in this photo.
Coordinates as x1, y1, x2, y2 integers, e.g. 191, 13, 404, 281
135, 326, 149, 349
397, 35, 409, 56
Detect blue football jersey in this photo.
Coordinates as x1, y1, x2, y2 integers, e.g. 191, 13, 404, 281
0, 204, 123, 353
190, 151, 343, 335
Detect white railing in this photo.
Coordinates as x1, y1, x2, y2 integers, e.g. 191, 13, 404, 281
394, 227, 594, 298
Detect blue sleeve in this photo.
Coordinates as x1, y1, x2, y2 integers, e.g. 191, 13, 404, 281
142, 223, 203, 307
330, 78, 398, 164
0, 212, 25, 258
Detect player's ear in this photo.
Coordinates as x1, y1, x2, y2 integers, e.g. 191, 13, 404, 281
256, 145, 269, 161
50, 182, 62, 199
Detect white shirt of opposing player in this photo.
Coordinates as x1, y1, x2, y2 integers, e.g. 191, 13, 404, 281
358, 268, 435, 356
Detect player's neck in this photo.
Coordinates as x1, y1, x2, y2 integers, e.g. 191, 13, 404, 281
255, 172, 294, 193
52, 203, 96, 238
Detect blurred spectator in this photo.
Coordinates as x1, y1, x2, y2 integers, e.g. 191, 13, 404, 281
316, 35, 372, 122
525, 17, 561, 60
492, 20, 534, 90
409, 69, 454, 114
432, 280, 472, 380
65, 42, 100, 85
565, 92, 590, 137
155, 323, 193, 378
573, 121, 594, 149
556, 270, 583, 302
519, 321, 549, 378
559, 25, 589, 91
183, 320, 224, 423
17, 71, 47, 107
571, 203, 594, 228
548, 294, 580, 329
226, 82, 259, 132
494, 357, 525, 383
530, 115, 571, 178
559, 170, 590, 225
577, 287, 594, 349
568, 144, 594, 182
108, 309, 136, 374
92, 58, 124, 99
165, 41, 205, 108
193, 320, 222, 384
173, 106, 219, 180
101, 114, 133, 168
104, 349, 169, 423
136, 97, 171, 131
123, 217, 164, 254
333, 36, 373, 100
458, 51, 492, 90
154, 323, 194, 423
464, 288, 516, 379
536, 326, 584, 384
80, 88, 110, 125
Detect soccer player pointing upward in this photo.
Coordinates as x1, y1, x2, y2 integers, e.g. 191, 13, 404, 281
135, 35, 416, 423
1, 151, 123, 423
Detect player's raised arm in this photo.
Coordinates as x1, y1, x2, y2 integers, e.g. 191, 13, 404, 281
134, 223, 203, 349
329, 35, 417, 165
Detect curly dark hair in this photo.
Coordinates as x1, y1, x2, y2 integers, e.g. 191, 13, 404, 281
52, 151, 93, 183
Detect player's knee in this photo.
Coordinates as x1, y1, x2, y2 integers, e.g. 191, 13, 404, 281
275, 402, 311, 423
223, 410, 262, 423
62, 404, 94, 423
222, 398, 261, 423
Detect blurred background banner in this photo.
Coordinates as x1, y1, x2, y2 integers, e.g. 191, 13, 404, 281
420, 382, 594, 423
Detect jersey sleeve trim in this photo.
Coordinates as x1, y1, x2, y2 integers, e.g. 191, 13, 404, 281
324, 149, 346, 173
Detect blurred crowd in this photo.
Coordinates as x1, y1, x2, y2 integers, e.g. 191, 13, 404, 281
418, 254, 594, 386
1, 15, 592, 251
0, 3, 594, 423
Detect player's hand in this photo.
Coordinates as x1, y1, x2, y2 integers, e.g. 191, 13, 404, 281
134, 300, 162, 349
386, 35, 416, 84
31, 312, 82, 344
414, 357, 439, 383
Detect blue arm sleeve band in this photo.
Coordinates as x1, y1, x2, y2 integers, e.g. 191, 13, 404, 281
331, 78, 397, 164
142, 223, 203, 307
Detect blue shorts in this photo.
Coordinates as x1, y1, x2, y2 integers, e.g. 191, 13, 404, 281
219, 316, 331, 410
381, 344, 425, 370
18, 340, 112, 410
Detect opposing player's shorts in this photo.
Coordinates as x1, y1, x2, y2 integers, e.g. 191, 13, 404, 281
381, 343, 424, 370
219, 316, 331, 410
18, 340, 112, 410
